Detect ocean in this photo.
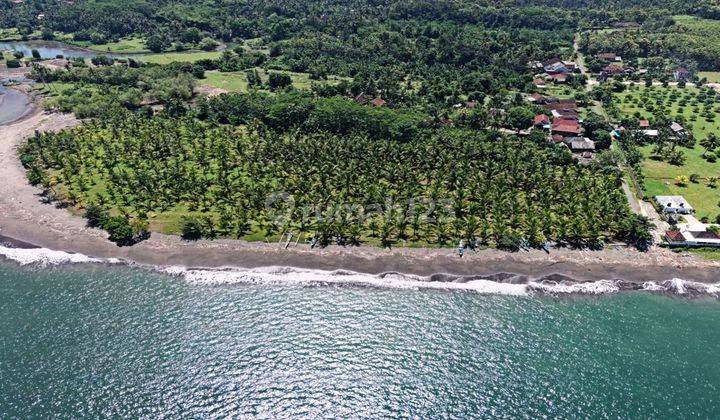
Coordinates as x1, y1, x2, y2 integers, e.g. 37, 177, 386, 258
1, 250, 720, 418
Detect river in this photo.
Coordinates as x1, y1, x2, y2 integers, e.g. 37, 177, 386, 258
0, 40, 99, 59
1, 257, 720, 417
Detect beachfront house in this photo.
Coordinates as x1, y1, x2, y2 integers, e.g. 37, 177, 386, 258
655, 195, 694, 214
664, 229, 720, 247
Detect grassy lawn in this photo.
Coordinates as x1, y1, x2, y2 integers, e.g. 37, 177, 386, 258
86, 37, 150, 54
615, 85, 720, 219
687, 247, 720, 261
134, 51, 223, 64
203, 71, 250, 92
699, 72, 720, 83
202, 68, 350, 93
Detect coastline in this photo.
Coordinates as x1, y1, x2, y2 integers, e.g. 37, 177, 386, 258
2, 98, 720, 283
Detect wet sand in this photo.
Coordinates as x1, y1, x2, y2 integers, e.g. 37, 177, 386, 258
1, 103, 720, 283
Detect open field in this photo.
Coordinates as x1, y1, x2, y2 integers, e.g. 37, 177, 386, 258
134, 51, 223, 64
614, 85, 720, 218
202, 68, 350, 93
640, 144, 720, 219
86, 37, 150, 54
699, 72, 720, 83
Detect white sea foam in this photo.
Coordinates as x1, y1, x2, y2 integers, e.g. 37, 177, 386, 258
162, 265, 531, 295
529, 279, 620, 295
0, 245, 120, 266
2, 244, 719, 298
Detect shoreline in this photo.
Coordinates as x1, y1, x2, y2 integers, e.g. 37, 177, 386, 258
2, 97, 720, 283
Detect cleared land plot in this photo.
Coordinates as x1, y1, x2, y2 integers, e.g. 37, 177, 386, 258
614, 85, 720, 218
202, 69, 350, 93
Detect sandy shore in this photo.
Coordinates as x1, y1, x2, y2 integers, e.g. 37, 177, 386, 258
1, 99, 720, 283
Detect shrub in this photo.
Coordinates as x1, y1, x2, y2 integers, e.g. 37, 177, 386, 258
104, 216, 135, 246
496, 231, 522, 252
674, 175, 689, 186
267, 72, 292, 90
181, 216, 204, 240
84, 204, 108, 228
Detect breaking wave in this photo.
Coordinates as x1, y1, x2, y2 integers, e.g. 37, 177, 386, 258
160, 266, 720, 298
0, 245, 121, 267
1, 242, 719, 298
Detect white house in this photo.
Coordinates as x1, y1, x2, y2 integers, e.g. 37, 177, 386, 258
655, 195, 694, 214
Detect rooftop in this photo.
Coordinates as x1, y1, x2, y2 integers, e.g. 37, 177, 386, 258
655, 195, 694, 211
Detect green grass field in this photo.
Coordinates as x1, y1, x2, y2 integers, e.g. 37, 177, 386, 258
201, 68, 350, 93
699, 72, 720, 83
615, 85, 720, 218
86, 37, 150, 54
133, 51, 223, 64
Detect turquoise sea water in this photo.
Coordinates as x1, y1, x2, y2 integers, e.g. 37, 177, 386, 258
1, 260, 720, 418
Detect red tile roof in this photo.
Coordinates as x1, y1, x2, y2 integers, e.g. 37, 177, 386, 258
665, 230, 685, 242
534, 114, 550, 125
639, 120, 650, 127
551, 121, 582, 135
603, 64, 624, 74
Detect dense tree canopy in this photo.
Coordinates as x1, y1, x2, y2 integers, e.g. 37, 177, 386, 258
20, 115, 646, 249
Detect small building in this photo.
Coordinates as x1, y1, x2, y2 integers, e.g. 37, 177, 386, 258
598, 53, 621, 62
639, 119, 650, 128
670, 122, 687, 135
655, 195, 694, 214
674, 68, 691, 81
534, 114, 551, 128
641, 129, 659, 137
552, 122, 582, 136
543, 58, 569, 74
528, 92, 545, 103
550, 73, 568, 83
532, 78, 547, 89
465, 101, 478, 109
613, 21, 641, 29
371, 97, 386, 107
665, 229, 720, 247
565, 137, 595, 152
603, 64, 624, 75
